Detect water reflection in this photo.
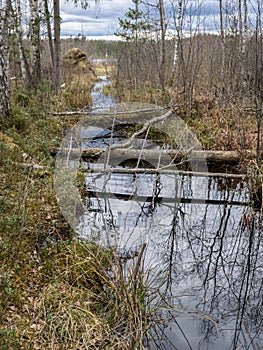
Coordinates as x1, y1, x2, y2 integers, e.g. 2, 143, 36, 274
77, 166, 262, 349
56, 99, 262, 349
91, 75, 116, 109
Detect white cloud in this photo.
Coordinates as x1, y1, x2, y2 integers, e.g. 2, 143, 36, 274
61, 0, 133, 36
61, 18, 117, 36
60, 0, 260, 37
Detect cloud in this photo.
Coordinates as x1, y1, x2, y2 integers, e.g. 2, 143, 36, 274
61, 0, 133, 36
60, 0, 259, 38
61, 19, 117, 36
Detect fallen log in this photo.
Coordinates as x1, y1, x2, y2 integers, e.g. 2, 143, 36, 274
81, 167, 247, 179
51, 147, 260, 165
87, 190, 249, 206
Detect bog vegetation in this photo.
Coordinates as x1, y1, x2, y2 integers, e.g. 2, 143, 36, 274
0, 0, 262, 348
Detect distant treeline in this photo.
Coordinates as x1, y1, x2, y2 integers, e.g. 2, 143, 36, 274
60, 37, 123, 59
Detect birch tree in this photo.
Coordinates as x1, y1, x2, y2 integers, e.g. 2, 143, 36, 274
29, 0, 42, 86
54, 0, 61, 89
158, 0, 167, 93
44, 0, 54, 69
219, 0, 226, 96
238, 0, 248, 93
253, 2, 263, 165
170, 0, 183, 86
15, 0, 32, 85
0, 0, 11, 117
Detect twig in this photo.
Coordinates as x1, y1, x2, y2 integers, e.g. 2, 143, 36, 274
108, 109, 173, 150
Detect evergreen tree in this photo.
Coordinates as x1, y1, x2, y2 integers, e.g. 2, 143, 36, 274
115, 0, 151, 42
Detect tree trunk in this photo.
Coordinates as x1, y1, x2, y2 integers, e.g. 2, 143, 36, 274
238, 0, 248, 93
16, 0, 32, 85
254, 3, 263, 166
50, 147, 260, 165
171, 0, 183, 86
158, 0, 166, 96
16, 0, 26, 82
0, 0, 11, 118
54, 0, 61, 90
219, 0, 226, 97
29, 0, 42, 86
44, 0, 54, 68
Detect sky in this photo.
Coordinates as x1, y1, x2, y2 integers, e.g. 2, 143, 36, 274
60, 0, 258, 39
61, 0, 134, 38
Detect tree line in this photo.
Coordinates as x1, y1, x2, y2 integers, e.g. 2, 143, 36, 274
113, 0, 262, 165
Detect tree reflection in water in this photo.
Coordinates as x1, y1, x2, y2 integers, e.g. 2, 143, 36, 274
77, 171, 262, 350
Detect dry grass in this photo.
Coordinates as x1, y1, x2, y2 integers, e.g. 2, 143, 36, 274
0, 129, 155, 348
0, 234, 152, 348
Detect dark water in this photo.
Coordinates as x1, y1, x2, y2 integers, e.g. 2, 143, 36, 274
76, 147, 262, 349
69, 77, 263, 349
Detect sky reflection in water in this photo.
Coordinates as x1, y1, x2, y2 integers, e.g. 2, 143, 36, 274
77, 167, 262, 350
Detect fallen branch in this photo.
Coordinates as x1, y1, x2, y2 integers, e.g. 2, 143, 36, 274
109, 109, 173, 150
17, 163, 47, 170
51, 110, 88, 116
50, 147, 260, 164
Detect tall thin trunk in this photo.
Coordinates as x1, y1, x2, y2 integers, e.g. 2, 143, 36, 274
255, 2, 262, 166
0, 0, 11, 118
175, 0, 182, 67
243, 0, 248, 86
44, 0, 54, 68
16, 0, 26, 82
134, 0, 139, 89
238, 0, 248, 93
159, 0, 166, 97
29, 0, 42, 86
16, 0, 32, 85
238, 0, 243, 49
219, 0, 226, 97
54, 0, 61, 90
171, 0, 183, 86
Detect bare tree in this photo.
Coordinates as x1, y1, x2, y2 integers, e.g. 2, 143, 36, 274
219, 0, 226, 97
158, 0, 167, 95
53, 0, 61, 89
14, 0, 32, 85
170, 0, 183, 86
253, 2, 263, 166
29, 0, 42, 86
0, 0, 11, 117
238, 0, 248, 94
44, 0, 54, 69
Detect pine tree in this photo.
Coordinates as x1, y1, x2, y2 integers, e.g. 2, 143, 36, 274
115, 0, 151, 42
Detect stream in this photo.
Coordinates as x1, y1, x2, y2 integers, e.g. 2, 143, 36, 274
57, 72, 263, 349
